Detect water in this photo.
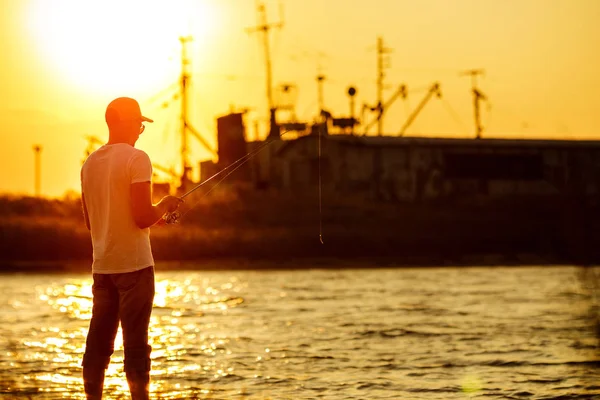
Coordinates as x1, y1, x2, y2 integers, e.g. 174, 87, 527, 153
0, 265, 599, 399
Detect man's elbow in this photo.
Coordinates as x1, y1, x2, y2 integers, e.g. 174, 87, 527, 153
133, 216, 150, 229
133, 210, 158, 229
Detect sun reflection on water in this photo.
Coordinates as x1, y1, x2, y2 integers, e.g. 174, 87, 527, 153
20, 273, 248, 398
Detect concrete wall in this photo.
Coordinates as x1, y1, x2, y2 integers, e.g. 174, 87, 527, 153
272, 136, 600, 202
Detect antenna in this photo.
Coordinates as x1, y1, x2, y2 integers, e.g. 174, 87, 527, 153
246, 2, 284, 140
460, 69, 487, 138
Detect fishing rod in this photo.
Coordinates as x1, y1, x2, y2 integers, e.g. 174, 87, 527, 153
163, 125, 326, 243
162, 129, 293, 224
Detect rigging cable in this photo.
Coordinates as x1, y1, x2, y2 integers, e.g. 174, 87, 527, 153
163, 128, 325, 245
440, 99, 470, 134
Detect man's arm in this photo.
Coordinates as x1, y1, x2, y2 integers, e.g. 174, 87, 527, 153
81, 193, 91, 231
131, 182, 182, 229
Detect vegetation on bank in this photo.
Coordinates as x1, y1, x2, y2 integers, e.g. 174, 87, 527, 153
0, 188, 596, 270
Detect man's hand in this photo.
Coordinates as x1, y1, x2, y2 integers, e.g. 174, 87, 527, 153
158, 195, 183, 214
132, 182, 184, 229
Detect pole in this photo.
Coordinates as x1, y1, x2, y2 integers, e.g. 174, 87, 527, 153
474, 89, 482, 138
261, 5, 274, 112
376, 36, 392, 136
317, 74, 326, 113
348, 86, 357, 135
245, 3, 283, 140
179, 36, 193, 181
33, 145, 42, 197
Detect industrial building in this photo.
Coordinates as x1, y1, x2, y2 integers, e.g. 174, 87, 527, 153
201, 112, 600, 203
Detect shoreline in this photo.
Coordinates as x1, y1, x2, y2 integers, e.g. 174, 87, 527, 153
0, 254, 581, 274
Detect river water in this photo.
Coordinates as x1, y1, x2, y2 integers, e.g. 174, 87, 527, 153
0, 265, 598, 399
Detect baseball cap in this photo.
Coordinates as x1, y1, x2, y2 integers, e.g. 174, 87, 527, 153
105, 97, 154, 126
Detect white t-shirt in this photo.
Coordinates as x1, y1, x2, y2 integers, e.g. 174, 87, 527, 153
81, 143, 155, 274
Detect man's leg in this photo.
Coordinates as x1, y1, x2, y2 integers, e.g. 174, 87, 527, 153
82, 274, 120, 399
114, 266, 155, 400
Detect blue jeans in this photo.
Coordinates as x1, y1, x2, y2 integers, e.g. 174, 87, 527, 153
82, 266, 155, 398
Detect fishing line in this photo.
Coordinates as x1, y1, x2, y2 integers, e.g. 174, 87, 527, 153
162, 131, 289, 223
318, 123, 324, 244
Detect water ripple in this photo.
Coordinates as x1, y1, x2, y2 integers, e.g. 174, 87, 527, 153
0, 266, 598, 399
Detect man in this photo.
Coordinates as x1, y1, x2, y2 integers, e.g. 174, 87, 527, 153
80, 97, 182, 399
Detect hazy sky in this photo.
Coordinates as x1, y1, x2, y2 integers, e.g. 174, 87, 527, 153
1, 0, 599, 196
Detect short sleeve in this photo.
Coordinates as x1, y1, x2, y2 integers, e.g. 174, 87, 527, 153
129, 151, 153, 184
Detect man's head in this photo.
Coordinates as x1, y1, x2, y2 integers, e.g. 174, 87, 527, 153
105, 97, 153, 145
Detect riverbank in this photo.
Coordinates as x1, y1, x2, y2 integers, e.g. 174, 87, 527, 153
0, 190, 596, 271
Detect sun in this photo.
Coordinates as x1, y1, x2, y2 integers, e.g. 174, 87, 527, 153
26, 0, 218, 97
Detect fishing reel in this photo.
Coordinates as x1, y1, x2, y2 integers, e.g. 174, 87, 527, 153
163, 211, 181, 225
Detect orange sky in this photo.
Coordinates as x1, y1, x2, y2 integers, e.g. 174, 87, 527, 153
1, 0, 599, 197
